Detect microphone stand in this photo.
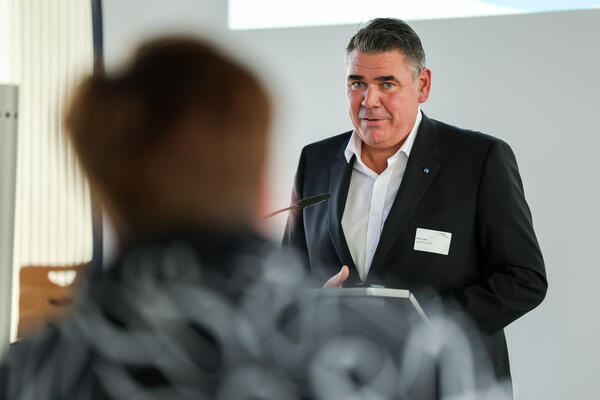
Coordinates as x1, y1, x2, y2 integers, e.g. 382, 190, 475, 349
262, 193, 330, 219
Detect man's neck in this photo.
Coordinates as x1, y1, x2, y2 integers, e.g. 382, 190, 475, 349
360, 140, 405, 174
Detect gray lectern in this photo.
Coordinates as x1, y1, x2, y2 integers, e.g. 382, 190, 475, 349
308, 287, 437, 399
318, 287, 429, 322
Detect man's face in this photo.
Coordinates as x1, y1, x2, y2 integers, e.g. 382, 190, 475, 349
346, 49, 431, 152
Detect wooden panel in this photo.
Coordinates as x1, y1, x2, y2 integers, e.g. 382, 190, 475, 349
18, 263, 88, 338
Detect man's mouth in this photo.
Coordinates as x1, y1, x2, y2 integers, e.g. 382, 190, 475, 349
361, 117, 387, 123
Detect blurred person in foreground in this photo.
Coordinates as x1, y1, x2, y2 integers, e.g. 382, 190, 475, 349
0, 36, 278, 399
1, 37, 508, 400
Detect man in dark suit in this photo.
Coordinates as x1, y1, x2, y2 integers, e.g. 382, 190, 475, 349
283, 18, 547, 391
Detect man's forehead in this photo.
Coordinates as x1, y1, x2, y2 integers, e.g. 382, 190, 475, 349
346, 49, 408, 63
346, 49, 410, 76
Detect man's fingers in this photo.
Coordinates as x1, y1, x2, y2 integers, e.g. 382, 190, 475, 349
339, 265, 349, 283
322, 265, 350, 288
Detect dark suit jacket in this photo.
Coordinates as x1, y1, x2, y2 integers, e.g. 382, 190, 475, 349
283, 113, 547, 383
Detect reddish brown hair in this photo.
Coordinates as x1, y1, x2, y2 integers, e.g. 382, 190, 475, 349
65, 37, 271, 234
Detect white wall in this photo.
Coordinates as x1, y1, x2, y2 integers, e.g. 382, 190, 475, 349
102, 2, 600, 398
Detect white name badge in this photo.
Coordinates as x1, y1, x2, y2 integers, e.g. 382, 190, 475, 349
414, 228, 452, 256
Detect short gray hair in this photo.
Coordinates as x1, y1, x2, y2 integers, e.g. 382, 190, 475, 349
346, 18, 426, 79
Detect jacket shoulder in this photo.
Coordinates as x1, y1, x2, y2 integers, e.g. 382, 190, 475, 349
429, 118, 506, 148
430, 117, 497, 139
301, 131, 352, 159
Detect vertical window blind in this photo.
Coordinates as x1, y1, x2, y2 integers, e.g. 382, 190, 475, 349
1, 0, 94, 340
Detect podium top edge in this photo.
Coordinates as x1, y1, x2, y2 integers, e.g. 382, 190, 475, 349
313, 287, 411, 298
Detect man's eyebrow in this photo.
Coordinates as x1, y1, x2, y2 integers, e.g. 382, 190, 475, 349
346, 74, 400, 82
374, 75, 399, 82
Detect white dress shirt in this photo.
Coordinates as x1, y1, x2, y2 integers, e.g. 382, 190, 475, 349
341, 109, 422, 281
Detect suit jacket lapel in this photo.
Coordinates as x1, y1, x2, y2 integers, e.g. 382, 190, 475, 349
328, 150, 361, 284
368, 114, 441, 278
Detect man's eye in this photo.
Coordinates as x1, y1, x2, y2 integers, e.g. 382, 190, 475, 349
351, 82, 365, 89
382, 82, 395, 89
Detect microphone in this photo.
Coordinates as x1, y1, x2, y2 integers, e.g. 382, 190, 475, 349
263, 193, 330, 219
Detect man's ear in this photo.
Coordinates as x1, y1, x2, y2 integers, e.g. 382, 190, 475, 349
418, 67, 432, 103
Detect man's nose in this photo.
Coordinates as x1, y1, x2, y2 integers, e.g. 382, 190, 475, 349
361, 87, 380, 108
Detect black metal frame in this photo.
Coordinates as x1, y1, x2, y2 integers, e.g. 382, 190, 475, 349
89, 0, 104, 275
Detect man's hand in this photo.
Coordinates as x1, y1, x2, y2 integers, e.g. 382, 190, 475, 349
322, 265, 349, 288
